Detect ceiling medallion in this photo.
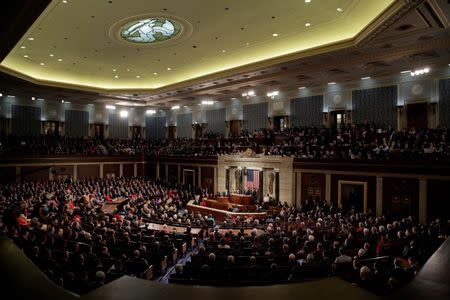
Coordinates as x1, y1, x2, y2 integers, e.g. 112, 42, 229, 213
121, 18, 181, 44
109, 14, 193, 48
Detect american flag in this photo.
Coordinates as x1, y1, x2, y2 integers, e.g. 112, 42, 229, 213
246, 169, 260, 190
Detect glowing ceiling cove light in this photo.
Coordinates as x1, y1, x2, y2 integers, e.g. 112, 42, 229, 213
119, 110, 128, 118
105, 105, 116, 110
410, 67, 430, 77
242, 90, 255, 98
146, 109, 156, 115
171, 105, 180, 110
201, 100, 214, 105
266, 91, 279, 99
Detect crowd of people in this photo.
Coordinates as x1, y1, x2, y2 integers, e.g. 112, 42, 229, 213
0, 177, 447, 295
0, 124, 448, 160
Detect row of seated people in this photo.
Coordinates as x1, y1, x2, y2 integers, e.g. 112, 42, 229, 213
0, 177, 211, 294
0, 176, 448, 295
0, 124, 448, 160
169, 212, 447, 295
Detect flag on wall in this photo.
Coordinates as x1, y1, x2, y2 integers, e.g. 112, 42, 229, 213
246, 169, 260, 190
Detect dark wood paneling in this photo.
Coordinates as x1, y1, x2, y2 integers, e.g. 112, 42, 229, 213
1, 156, 145, 164
168, 165, 178, 184
201, 167, 215, 192
77, 165, 100, 179
21, 166, 50, 182
103, 164, 119, 178
301, 173, 326, 204
181, 165, 196, 185
123, 164, 134, 178
159, 164, 167, 181
331, 174, 376, 213
382, 178, 419, 220
146, 163, 156, 178
0, 167, 16, 183
136, 163, 144, 177
294, 159, 450, 176
427, 180, 450, 221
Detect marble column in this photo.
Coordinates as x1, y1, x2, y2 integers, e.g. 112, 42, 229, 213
214, 167, 218, 195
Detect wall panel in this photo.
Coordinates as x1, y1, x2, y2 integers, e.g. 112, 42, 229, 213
352, 86, 397, 128
65, 110, 89, 137
290, 95, 323, 127
243, 102, 268, 132
177, 113, 192, 138
11, 105, 41, 136
205, 108, 226, 135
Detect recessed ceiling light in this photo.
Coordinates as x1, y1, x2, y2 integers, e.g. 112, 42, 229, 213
328, 82, 336, 85
58, 58, 62, 61
136, 75, 140, 78
114, 75, 119, 78
221, 49, 226, 53
167, 67, 171, 71
126, 68, 130, 71
245, 42, 250, 46
305, 0, 311, 3
298, 86, 306, 90
153, 72, 157, 75
272, 33, 278, 37
119, 110, 128, 118
40, 62, 45, 66
112, 68, 116, 72
337, 8, 343, 12
23, 55, 29, 58
28, 37, 34, 41
20, 46, 26, 49
305, 22, 311, 27
49, 54, 54, 57
361, 76, 371, 80
61, 100, 65, 103
62, 0, 68, 3
31, 97, 35, 100
400, 70, 411, 74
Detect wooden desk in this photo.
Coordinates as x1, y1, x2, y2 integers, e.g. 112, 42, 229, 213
187, 200, 266, 222
229, 194, 253, 205
101, 198, 128, 214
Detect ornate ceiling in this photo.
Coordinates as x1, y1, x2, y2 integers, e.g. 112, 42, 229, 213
0, 0, 449, 108
0, 0, 394, 91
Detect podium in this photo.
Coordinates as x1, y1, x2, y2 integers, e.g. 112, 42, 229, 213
229, 193, 253, 205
